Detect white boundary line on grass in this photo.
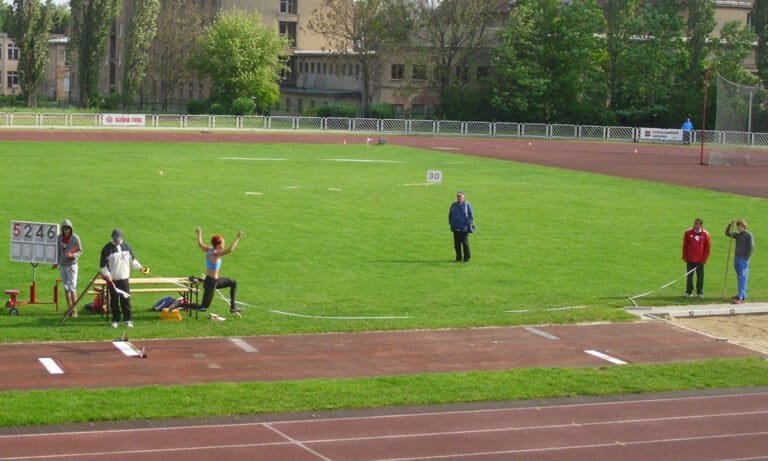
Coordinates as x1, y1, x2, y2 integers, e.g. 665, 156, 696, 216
214, 289, 411, 320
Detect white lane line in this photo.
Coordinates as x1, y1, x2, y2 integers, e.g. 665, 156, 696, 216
322, 158, 400, 163
37, 357, 63, 375
245, 191, 262, 195
4, 392, 766, 440
112, 341, 140, 357
524, 327, 560, 341
229, 337, 258, 353
372, 431, 768, 461
585, 349, 627, 365
220, 157, 287, 161
265, 423, 332, 461
3, 415, 766, 460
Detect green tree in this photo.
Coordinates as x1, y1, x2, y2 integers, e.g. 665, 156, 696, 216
121, 0, 159, 109
306, 0, 411, 115
611, 0, 687, 126
0, 2, 13, 32
681, 0, 715, 117
148, 0, 210, 111
492, 0, 608, 124
9, 0, 54, 107
602, 0, 639, 111
752, 0, 768, 86
69, 0, 121, 108
412, 0, 497, 97
711, 21, 759, 85
189, 8, 288, 113
49, 2, 69, 34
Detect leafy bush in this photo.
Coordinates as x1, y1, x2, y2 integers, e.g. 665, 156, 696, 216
368, 103, 395, 119
315, 103, 358, 118
208, 102, 226, 115
101, 92, 122, 111
187, 100, 208, 115
231, 96, 256, 116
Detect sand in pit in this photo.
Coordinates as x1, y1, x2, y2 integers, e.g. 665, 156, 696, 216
675, 314, 768, 354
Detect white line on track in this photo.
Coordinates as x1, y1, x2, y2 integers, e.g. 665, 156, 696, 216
3, 411, 767, 460
264, 423, 332, 461
245, 191, 262, 195
585, 349, 627, 365
229, 337, 258, 353
5, 391, 766, 440
372, 431, 768, 461
112, 341, 140, 357
37, 357, 63, 375
524, 326, 560, 340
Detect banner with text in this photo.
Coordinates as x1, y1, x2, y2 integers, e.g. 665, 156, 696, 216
638, 128, 683, 142
102, 114, 146, 127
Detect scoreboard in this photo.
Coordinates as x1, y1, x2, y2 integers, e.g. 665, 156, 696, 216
10, 221, 60, 264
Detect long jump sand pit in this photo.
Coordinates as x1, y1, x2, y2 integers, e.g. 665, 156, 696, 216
674, 314, 768, 354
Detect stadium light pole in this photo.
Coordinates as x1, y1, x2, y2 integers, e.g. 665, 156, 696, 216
699, 69, 712, 166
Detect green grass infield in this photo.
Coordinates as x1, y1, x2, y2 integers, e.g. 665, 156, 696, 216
0, 139, 766, 425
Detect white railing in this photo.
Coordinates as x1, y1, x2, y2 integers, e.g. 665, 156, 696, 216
2, 112, 766, 147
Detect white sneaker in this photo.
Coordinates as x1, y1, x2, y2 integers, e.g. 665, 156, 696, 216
110, 322, 118, 328
125, 321, 134, 328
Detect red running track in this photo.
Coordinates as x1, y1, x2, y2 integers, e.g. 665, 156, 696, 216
2, 389, 768, 460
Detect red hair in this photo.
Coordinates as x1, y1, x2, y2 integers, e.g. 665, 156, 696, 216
211, 235, 223, 247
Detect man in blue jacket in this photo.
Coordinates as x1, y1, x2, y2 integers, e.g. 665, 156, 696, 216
449, 191, 474, 262
682, 118, 694, 145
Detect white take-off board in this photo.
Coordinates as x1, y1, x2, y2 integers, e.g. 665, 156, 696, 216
10, 221, 59, 264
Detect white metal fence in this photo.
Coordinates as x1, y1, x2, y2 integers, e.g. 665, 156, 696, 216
2, 112, 767, 147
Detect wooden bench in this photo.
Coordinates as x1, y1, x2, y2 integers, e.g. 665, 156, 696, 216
91, 277, 202, 317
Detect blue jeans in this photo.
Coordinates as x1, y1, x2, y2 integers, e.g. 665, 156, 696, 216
734, 257, 750, 300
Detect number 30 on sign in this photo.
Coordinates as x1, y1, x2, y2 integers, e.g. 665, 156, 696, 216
426, 170, 443, 183
10, 221, 60, 264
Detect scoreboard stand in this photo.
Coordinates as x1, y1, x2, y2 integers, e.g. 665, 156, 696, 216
6, 221, 61, 314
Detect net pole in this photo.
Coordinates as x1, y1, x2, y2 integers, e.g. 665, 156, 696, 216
699, 69, 711, 166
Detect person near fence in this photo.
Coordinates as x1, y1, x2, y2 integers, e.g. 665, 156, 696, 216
725, 219, 754, 304
100, 229, 149, 328
682, 218, 711, 298
53, 219, 83, 317
681, 117, 694, 145
449, 191, 474, 262
197, 227, 244, 315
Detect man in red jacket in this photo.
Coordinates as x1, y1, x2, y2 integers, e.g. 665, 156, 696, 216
682, 218, 711, 298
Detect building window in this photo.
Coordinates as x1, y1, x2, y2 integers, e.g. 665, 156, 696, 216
390, 64, 405, 80
279, 21, 297, 47
747, 12, 753, 28
285, 97, 291, 112
412, 65, 427, 81
476, 66, 490, 80
7, 43, 19, 60
7, 71, 19, 88
455, 66, 469, 83
280, 0, 297, 14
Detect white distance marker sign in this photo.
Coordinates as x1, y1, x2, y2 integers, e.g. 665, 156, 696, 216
10, 221, 59, 264
426, 170, 443, 183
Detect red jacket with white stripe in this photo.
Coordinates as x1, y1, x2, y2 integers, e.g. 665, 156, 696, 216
682, 228, 711, 264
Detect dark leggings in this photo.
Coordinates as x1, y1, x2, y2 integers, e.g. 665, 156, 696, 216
109, 278, 132, 322
201, 275, 237, 310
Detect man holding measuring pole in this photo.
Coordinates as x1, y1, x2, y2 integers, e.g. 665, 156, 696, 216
53, 219, 83, 316
725, 219, 754, 304
682, 218, 710, 298
99, 229, 149, 328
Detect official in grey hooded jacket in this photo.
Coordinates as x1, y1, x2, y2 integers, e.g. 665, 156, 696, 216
54, 219, 83, 315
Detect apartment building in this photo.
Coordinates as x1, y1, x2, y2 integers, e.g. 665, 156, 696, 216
3, 0, 757, 112
0, 33, 69, 101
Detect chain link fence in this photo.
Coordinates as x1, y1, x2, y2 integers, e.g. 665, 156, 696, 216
1, 112, 766, 148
